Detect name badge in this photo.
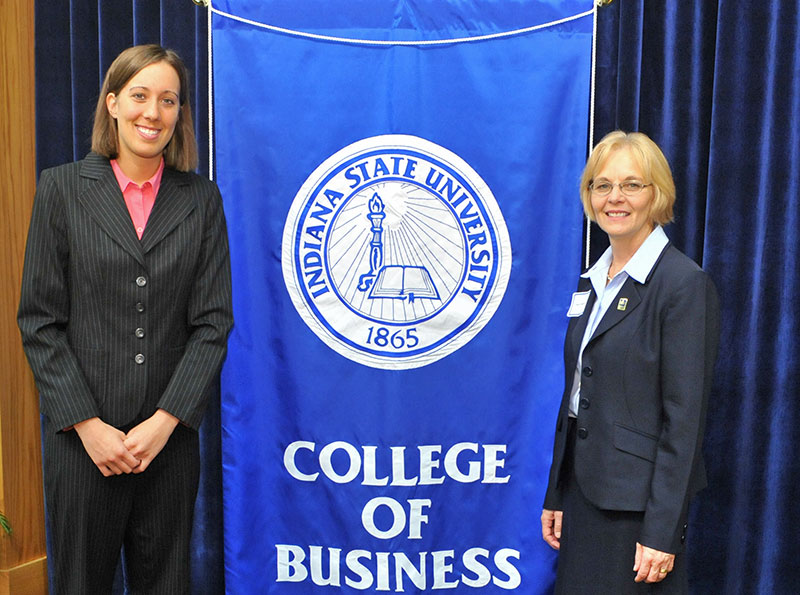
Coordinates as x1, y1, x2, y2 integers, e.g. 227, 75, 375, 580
567, 290, 591, 317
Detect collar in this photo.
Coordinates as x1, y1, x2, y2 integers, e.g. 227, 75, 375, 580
110, 157, 165, 192
581, 226, 670, 284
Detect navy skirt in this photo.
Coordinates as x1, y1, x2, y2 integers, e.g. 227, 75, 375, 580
554, 419, 688, 594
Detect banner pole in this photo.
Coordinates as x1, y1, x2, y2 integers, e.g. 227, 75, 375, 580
207, 1, 214, 180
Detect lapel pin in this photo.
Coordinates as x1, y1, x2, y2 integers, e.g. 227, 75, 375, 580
617, 297, 628, 311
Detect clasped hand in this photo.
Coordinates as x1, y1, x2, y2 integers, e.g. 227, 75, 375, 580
73, 410, 179, 477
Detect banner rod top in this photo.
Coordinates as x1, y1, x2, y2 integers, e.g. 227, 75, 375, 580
207, 6, 594, 47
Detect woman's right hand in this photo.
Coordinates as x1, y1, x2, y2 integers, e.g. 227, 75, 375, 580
74, 417, 140, 476
541, 508, 563, 550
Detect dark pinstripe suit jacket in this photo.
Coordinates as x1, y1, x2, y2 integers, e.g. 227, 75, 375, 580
18, 152, 233, 432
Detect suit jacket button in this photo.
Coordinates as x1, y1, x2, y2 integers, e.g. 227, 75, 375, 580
135, 328, 145, 339
136, 276, 147, 287
577, 427, 588, 439
582, 366, 593, 377
136, 302, 145, 313
134, 353, 145, 365
579, 398, 590, 409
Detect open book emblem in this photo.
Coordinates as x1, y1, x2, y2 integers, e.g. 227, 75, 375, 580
357, 193, 440, 303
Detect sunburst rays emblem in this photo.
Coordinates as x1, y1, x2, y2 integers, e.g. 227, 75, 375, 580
282, 135, 511, 369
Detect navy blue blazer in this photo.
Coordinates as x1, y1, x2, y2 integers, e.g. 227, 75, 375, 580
544, 243, 720, 553
18, 153, 234, 432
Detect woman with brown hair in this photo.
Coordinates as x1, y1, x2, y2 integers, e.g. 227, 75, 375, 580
18, 44, 233, 593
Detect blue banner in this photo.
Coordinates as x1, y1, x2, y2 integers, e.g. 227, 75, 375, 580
215, 1, 592, 592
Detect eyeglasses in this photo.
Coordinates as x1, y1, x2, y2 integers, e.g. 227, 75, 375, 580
589, 180, 652, 197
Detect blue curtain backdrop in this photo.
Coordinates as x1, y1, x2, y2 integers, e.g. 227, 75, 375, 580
31, 1, 800, 594
33, 2, 223, 593
213, 1, 591, 592
593, 3, 800, 594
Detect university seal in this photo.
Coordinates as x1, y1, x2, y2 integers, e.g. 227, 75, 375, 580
282, 135, 511, 369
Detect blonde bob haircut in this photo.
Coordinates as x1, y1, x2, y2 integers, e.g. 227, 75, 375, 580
91, 44, 198, 172
580, 130, 676, 226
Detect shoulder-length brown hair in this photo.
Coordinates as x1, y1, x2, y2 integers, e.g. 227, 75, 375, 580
580, 130, 676, 226
91, 44, 198, 172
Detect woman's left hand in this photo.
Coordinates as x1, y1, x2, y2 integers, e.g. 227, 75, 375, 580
633, 542, 675, 583
123, 409, 180, 473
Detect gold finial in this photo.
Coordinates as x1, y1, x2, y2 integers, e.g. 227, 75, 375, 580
596, 0, 615, 6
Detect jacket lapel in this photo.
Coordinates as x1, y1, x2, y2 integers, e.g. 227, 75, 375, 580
586, 242, 673, 343
77, 153, 145, 265
140, 168, 195, 254
566, 278, 596, 365
588, 276, 643, 343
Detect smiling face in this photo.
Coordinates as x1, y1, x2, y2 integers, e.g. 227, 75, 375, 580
590, 148, 655, 250
105, 61, 180, 179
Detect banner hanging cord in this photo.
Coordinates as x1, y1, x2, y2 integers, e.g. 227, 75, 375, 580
586, 1, 601, 269
208, 1, 214, 181
207, 3, 594, 46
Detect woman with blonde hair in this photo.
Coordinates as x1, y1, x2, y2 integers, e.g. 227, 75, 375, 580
541, 131, 719, 593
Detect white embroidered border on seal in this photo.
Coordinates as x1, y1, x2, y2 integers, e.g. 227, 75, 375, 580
282, 135, 511, 370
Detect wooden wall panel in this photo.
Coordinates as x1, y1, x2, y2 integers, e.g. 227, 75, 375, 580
0, 0, 48, 593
